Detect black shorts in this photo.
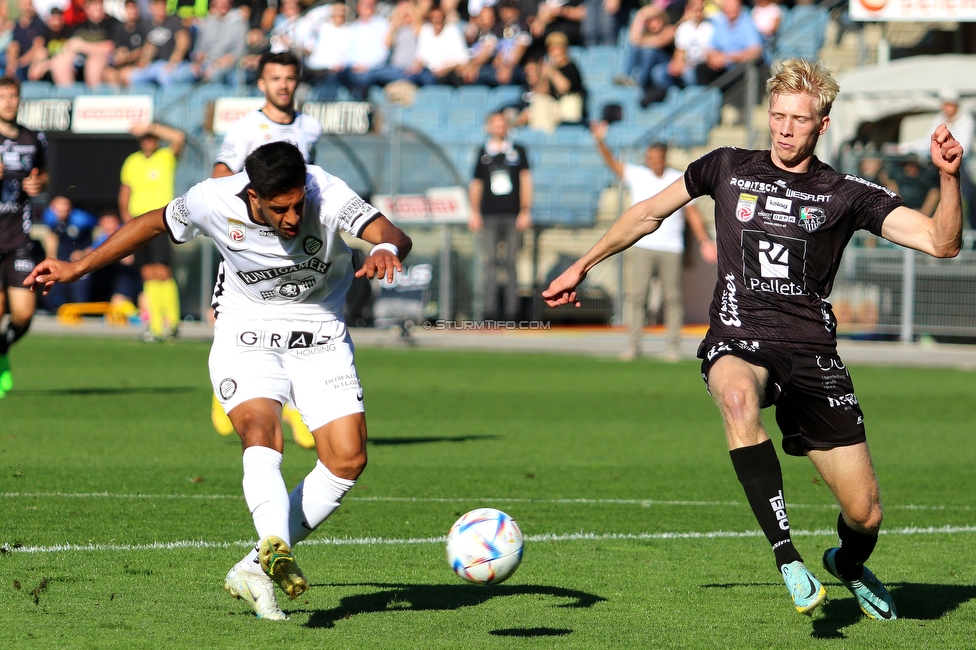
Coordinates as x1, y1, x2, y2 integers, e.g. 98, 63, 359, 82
698, 334, 866, 457
134, 233, 172, 268
0, 242, 44, 290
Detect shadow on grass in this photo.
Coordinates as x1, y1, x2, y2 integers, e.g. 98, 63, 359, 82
301, 582, 605, 630
703, 581, 976, 638
367, 435, 499, 446
812, 582, 976, 639
13, 386, 199, 397
490, 627, 573, 637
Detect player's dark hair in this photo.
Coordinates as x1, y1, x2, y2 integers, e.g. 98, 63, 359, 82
245, 142, 307, 199
257, 51, 301, 78
0, 76, 21, 94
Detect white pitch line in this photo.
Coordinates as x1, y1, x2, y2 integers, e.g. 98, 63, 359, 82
5, 525, 976, 555
2, 492, 973, 512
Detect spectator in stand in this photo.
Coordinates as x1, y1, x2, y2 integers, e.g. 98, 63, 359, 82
516, 31, 584, 132
899, 87, 975, 227
49, 0, 119, 87
41, 196, 98, 308
104, 0, 147, 85
339, 0, 390, 99
583, 0, 623, 47
530, 0, 586, 49
268, 0, 310, 57
406, 6, 468, 87
750, 0, 781, 45
491, 0, 530, 85
235, 0, 276, 34
698, 0, 762, 86
304, 1, 351, 100
124, 0, 193, 87
459, 4, 498, 85
883, 154, 940, 218
33, 0, 68, 20
651, 0, 713, 90
190, 0, 248, 85
89, 212, 141, 321
6, 0, 48, 80
617, 4, 674, 89
167, 0, 209, 23
26, 7, 71, 82
371, 0, 424, 88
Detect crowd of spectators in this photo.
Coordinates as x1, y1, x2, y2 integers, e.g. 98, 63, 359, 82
0, 0, 797, 110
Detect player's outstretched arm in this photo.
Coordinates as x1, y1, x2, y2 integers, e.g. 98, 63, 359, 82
355, 215, 413, 283
542, 177, 692, 307
881, 124, 963, 258
25, 208, 168, 295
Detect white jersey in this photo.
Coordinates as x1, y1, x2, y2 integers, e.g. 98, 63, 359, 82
164, 166, 380, 321
215, 110, 323, 173
622, 164, 687, 254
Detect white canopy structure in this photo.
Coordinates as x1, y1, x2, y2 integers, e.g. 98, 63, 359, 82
819, 54, 976, 163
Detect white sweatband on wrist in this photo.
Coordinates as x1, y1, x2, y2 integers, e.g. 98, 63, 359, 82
370, 243, 399, 258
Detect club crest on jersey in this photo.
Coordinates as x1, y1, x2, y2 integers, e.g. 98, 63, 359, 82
303, 236, 322, 255
228, 219, 246, 243
736, 193, 757, 222
799, 206, 827, 233
219, 378, 237, 400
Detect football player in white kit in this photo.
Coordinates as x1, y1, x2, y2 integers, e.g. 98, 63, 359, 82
211, 50, 324, 446
26, 142, 412, 621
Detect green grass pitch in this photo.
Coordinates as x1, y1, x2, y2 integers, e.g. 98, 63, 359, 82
1, 335, 975, 648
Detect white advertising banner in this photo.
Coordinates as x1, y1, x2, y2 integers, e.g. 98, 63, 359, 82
373, 187, 470, 224
850, 0, 976, 21
71, 95, 153, 133
211, 97, 265, 135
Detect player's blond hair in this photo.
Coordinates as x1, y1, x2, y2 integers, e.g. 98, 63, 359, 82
766, 59, 839, 118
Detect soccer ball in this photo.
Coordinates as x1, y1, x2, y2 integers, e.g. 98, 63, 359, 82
446, 508, 524, 585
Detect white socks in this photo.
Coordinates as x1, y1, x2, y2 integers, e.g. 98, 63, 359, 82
288, 460, 356, 546
239, 454, 355, 572
241, 446, 291, 546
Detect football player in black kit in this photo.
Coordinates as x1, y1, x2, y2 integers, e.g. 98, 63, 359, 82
0, 76, 47, 398
543, 59, 963, 620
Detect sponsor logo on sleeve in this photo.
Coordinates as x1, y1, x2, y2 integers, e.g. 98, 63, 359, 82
799, 206, 827, 233
335, 196, 375, 229
736, 193, 757, 223
228, 219, 246, 243
169, 195, 190, 227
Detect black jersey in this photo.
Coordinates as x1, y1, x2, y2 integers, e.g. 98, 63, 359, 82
685, 147, 904, 353
0, 126, 46, 253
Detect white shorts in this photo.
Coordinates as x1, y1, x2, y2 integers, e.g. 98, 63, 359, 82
209, 318, 364, 431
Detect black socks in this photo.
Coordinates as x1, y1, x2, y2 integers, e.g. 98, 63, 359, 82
833, 512, 878, 581
730, 439, 803, 569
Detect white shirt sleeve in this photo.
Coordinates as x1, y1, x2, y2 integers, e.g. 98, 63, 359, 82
164, 182, 211, 243
215, 119, 253, 173
313, 169, 381, 238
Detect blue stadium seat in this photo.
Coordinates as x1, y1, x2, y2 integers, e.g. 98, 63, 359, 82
488, 85, 522, 111
512, 128, 548, 147
403, 107, 444, 133
539, 147, 575, 168
548, 126, 587, 146
775, 6, 829, 62
445, 107, 484, 132
53, 83, 88, 99
20, 82, 53, 99
414, 85, 454, 108
452, 85, 490, 108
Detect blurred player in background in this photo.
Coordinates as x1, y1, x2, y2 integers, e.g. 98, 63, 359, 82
0, 76, 46, 398
119, 121, 185, 342
543, 60, 964, 620
27, 141, 412, 621
211, 50, 323, 447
